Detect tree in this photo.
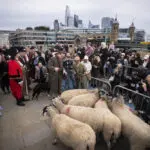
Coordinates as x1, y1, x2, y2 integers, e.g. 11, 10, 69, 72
34, 26, 50, 31
26, 27, 33, 30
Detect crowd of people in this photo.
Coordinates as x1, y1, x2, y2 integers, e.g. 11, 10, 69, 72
0, 42, 150, 112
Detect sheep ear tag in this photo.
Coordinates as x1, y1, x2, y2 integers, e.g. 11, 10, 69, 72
66, 107, 70, 114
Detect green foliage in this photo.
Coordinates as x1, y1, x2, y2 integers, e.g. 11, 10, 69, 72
26, 27, 33, 30
34, 26, 50, 31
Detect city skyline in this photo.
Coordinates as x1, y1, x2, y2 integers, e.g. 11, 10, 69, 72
0, 0, 150, 33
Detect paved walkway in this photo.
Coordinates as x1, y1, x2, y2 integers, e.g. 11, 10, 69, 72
0, 92, 130, 150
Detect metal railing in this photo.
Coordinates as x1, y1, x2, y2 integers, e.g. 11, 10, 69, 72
113, 85, 150, 112
90, 77, 112, 93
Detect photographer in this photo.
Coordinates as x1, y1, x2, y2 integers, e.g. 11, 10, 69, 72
62, 53, 75, 91
139, 74, 150, 96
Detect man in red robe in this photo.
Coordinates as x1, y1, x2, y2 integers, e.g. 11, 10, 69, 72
8, 47, 25, 106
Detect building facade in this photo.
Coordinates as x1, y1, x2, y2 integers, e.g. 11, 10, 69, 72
134, 30, 146, 43
0, 30, 13, 47
61, 27, 111, 34
101, 17, 114, 29
9, 29, 75, 47
54, 20, 59, 31
146, 34, 150, 42
110, 18, 119, 43
129, 22, 135, 42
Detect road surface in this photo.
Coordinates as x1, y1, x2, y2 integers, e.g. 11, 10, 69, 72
0, 92, 130, 150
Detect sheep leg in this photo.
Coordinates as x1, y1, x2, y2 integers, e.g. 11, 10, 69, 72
103, 131, 112, 150
51, 128, 58, 145
52, 137, 58, 145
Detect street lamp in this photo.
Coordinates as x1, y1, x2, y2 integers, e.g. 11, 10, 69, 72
105, 28, 107, 43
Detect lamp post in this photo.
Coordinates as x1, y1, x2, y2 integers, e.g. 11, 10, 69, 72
105, 28, 107, 43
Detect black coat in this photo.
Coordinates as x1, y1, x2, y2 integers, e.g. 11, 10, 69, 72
100, 48, 108, 65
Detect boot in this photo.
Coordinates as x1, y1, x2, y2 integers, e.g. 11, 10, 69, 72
22, 97, 30, 102
17, 101, 25, 106
16, 98, 25, 106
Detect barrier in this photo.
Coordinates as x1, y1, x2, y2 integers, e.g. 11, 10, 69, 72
113, 85, 150, 112
90, 77, 112, 92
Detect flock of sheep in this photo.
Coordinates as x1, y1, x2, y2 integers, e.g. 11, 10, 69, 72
42, 89, 150, 150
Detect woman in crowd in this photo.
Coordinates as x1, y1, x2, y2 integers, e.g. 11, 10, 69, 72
109, 63, 123, 89
143, 55, 150, 69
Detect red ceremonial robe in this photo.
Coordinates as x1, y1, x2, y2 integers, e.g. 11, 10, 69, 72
8, 60, 23, 101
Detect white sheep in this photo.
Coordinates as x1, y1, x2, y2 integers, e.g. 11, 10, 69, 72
60, 88, 98, 104
52, 97, 115, 149
43, 105, 96, 150
94, 97, 121, 149
68, 91, 100, 107
109, 96, 150, 150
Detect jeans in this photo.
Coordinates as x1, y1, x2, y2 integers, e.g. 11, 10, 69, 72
62, 71, 76, 92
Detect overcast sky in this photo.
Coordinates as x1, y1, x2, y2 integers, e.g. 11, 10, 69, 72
0, 0, 150, 33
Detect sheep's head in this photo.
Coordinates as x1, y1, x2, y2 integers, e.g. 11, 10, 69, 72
42, 104, 52, 116
42, 105, 59, 117
112, 95, 125, 107
52, 97, 64, 111
98, 89, 109, 98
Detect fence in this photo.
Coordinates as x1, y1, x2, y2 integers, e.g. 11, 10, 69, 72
113, 85, 150, 114
90, 77, 112, 93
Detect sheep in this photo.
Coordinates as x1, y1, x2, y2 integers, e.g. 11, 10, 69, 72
52, 97, 116, 149
68, 90, 100, 107
60, 88, 98, 104
42, 105, 96, 150
94, 97, 121, 149
108, 96, 150, 150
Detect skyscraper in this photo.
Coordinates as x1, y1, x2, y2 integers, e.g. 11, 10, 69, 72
54, 20, 59, 31
101, 17, 114, 29
88, 20, 93, 29
74, 14, 79, 28
78, 20, 83, 28
68, 16, 74, 27
65, 5, 71, 26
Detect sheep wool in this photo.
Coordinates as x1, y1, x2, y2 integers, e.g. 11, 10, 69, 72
109, 96, 150, 150
53, 98, 104, 132
68, 92, 99, 107
94, 99, 122, 148
60, 89, 98, 104
45, 106, 96, 150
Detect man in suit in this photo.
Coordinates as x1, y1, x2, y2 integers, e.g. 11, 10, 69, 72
48, 52, 63, 99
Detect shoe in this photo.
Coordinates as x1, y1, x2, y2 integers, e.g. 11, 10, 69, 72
22, 98, 30, 102
17, 101, 25, 106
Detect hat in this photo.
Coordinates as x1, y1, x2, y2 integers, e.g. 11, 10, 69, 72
144, 55, 149, 60
18, 47, 26, 53
84, 55, 89, 60
9, 47, 19, 58
121, 53, 125, 56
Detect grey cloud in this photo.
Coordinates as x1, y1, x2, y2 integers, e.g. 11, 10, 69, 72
0, 0, 150, 33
